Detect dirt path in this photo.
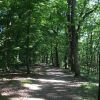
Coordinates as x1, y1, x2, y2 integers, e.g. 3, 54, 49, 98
0, 65, 98, 100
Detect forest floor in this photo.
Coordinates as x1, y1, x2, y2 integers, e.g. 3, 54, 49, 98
0, 64, 98, 100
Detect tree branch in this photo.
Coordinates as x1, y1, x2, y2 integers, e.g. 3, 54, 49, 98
77, 5, 98, 32
79, 0, 89, 18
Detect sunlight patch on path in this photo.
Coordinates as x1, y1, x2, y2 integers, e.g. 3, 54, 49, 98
9, 77, 70, 84
31, 78, 68, 83
10, 97, 46, 100
23, 84, 42, 90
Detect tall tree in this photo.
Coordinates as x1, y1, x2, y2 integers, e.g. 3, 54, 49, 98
66, 0, 99, 76
67, 0, 80, 76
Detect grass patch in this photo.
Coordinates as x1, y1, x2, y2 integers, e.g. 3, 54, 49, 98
80, 83, 98, 100
21, 79, 32, 84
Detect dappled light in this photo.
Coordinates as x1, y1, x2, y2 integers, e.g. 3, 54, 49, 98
23, 84, 42, 90
0, 0, 99, 99
0, 96, 46, 100
10, 97, 46, 100
32, 78, 67, 83
0, 65, 98, 100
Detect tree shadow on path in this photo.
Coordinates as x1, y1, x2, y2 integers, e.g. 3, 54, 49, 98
0, 64, 98, 100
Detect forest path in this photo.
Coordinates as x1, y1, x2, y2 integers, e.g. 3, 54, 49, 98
0, 64, 98, 100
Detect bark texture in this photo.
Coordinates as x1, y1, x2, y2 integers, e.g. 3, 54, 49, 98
67, 0, 80, 76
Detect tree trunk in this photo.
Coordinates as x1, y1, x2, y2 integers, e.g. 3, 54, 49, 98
26, 35, 30, 74
64, 55, 67, 69
5, 14, 11, 72
54, 43, 59, 68
71, 25, 80, 76
26, 16, 31, 74
98, 54, 100, 100
46, 53, 48, 65
67, 0, 80, 76
50, 42, 54, 66
86, 33, 89, 75
90, 32, 93, 74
